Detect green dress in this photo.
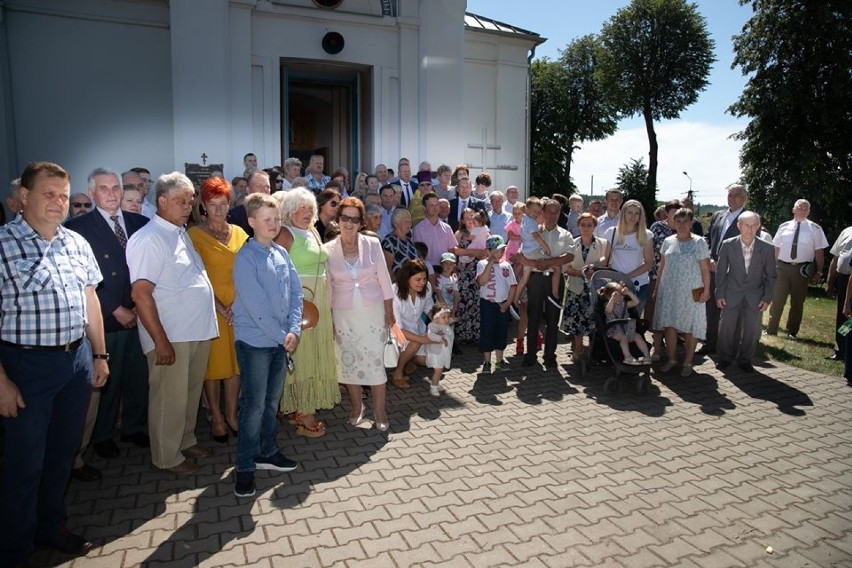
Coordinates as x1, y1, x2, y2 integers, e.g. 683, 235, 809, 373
279, 226, 341, 414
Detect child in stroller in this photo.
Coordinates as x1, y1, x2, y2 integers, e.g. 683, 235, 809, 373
598, 281, 652, 365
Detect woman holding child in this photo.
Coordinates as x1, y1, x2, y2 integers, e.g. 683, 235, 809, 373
652, 208, 711, 377
453, 208, 489, 343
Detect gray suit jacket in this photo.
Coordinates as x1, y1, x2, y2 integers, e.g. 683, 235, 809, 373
715, 236, 777, 309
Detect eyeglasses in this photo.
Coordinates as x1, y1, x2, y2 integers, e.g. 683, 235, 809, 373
328, 200, 340, 208
339, 214, 361, 224
72, 202, 93, 209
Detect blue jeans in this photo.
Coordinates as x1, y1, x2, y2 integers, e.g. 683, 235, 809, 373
235, 341, 287, 473
0, 339, 92, 566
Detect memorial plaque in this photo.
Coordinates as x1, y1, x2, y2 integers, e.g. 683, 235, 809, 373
184, 163, 224, 190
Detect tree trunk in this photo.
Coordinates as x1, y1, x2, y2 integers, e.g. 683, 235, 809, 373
564, 135, 575, 185
643, 101, 658, 220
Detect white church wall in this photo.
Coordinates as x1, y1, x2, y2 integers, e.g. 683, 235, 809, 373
464, 33, 535, 194
3, 0, 173, 191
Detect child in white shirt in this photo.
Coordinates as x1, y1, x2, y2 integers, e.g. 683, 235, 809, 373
426, 305, 454, 396
476, 236, 518, 373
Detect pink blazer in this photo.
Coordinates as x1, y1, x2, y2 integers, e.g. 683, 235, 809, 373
325, 234, 394, 310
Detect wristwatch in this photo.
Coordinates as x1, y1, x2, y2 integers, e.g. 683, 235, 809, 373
92, 353, 110, 361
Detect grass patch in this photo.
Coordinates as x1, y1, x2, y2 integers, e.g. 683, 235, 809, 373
757, 286, 846, 376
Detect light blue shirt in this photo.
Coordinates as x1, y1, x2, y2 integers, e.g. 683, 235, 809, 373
488, 210, 512, 241
233, 239, 303, 348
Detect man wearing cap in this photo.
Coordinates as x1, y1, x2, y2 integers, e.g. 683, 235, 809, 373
412, 192, 458, 272
767, 199, 828, 338
476, 236, 518, 373
408, 171, 433, 226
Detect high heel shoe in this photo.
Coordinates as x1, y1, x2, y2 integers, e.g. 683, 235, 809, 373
349, 404, 366, 426
211, 421, 229, 444
226, 420, 239, 438
375, 419, 390, 433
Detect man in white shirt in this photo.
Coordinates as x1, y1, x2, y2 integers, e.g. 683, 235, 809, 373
593, 188, 623, 238
827, 224, 852, 360
391, 159, 418, 208
280, 157, 302, 190
127, 172, 219, 475
503, 185, 520, 215
767, 199, 829, 338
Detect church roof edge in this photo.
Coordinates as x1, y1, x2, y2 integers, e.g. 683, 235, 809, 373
464, 11, 547, 45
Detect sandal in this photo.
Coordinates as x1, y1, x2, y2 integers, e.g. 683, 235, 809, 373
624, 357, 641, 366
277, 412, 298, 425
296, 421, 326, 438
392, 376, 410, 389
404, 361, 417, 374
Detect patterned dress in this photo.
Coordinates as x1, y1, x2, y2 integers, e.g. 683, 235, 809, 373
381, 233, 418, 276
455, 232, 481, 342
560, 241, 595, 336
653, 235, 710, 339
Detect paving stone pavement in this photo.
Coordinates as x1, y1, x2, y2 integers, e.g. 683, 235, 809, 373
35, 333, 852, 568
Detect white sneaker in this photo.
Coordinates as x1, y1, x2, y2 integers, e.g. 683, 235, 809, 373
430, 385, 441, 397
436, 383, 446, 393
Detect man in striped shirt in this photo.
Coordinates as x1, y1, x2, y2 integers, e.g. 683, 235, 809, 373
0, 161, 109, 566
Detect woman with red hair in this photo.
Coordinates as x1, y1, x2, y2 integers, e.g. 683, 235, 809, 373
188, 177, 249, 442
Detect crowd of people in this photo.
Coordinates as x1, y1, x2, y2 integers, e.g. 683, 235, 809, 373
1, 154, 850, 566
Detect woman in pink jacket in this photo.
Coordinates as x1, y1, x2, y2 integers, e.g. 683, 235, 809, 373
325, 198, 396, 432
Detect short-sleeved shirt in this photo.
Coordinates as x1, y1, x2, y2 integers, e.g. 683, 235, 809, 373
0, 218, 102, 346
126, 215, 218, 353
476, 260, 518, 303
594, 212, 620, 238
830, 226, 852, 276
411, 218, 458, 267
519, 215, 541, 254
488, 211, 512, 241
773, 219, 829, 263
604, 227, 654, 287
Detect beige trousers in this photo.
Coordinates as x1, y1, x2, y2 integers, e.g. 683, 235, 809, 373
146, 340, 211, 469
73, 388, 100, 469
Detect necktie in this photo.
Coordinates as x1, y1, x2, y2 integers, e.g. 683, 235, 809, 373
459, 200, 467, 221
111, 215, 127, 248
790, 222, 800, 260
402, 183, 410, 206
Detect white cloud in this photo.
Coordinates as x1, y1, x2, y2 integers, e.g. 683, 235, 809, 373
570, 120, 747, 206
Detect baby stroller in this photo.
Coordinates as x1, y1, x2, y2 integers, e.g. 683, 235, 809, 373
589, 269, 652, 396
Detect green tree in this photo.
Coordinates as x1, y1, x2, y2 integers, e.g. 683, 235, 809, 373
530, 35, 618, 196
616, 158, 656, 217
597, 0, 714, 203
729, 0, 852, 240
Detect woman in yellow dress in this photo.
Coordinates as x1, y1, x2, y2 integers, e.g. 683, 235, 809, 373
188, 177, 248, 442
273, 188, 341, 437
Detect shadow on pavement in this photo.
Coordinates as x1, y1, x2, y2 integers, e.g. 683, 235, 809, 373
654, 371, 737, 416
722, 365, 813, 415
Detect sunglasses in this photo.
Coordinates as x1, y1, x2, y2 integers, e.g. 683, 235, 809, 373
71, 202, 93, 209
339, 214, 361, 224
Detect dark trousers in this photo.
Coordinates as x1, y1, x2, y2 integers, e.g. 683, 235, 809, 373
718, 301, 763, 365
526, 272, 561, 364
705, 270, 720, 350
834, 273, 850, 357
479, 298, 510, 353
92, 328, 149, 443
0, 340, 92, 566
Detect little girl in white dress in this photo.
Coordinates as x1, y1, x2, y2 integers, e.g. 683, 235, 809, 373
426, 305, 454, 396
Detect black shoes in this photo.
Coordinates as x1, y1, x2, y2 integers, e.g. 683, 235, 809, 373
234, 471, 256, 497
70, 464, 102, 482
738, 362, 755, 373
715, 360, 731, 371
36, 527, 93, 556
120, 432, 151, 448
93, 440, 120, 459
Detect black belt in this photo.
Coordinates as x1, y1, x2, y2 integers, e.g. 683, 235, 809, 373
779, 260, 809, 266
0, 337, 83, 352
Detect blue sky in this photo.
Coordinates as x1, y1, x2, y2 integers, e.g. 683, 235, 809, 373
466, 0, 753, 205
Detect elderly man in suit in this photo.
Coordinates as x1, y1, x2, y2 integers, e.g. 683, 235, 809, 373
65, 168, 151, 481
448, 177, 487, 232
702, 183, 749, 354
714, 211, 777, 373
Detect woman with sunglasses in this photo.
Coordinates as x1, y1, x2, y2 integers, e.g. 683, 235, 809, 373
325, 198, 395, 432
315, 189, 340, 242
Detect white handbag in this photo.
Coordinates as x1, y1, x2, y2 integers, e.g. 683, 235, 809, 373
383, 328, 400, 368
